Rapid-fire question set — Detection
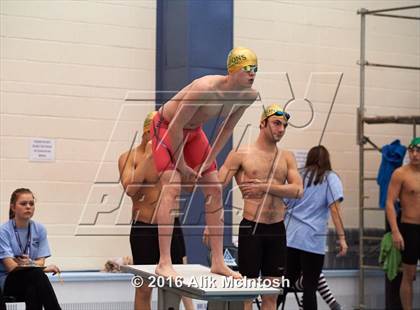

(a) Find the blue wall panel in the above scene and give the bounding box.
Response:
[156,0,233,265]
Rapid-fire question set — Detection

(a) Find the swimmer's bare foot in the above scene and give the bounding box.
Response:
[155,263,181,280]
[211,263,242,279]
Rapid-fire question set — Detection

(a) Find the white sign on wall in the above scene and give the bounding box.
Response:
[29,138,55,162]
[293,149,308,169]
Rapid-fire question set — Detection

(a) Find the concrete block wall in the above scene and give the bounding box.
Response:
[232,0,420,229]
[0,0,419,271]
[0,0,156,269]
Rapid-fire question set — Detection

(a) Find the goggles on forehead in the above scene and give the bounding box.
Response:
[408,145,420,152]
[242,65,258,73]
[272,110,290,120]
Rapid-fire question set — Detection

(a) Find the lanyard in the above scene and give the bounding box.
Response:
[12,220,31,257]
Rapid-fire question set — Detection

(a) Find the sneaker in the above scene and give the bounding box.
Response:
[330,301,342,310]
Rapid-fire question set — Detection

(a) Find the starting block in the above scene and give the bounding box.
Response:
[121,264,281,310]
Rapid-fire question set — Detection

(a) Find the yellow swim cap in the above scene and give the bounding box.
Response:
[143,111,157,134]
[227,47,258,74]
[260,104,290,122]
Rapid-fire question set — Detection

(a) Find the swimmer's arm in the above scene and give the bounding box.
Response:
[130,142,154,187]
[207,106,248,163]
[385,169,403,234]
[263,152,303,198]
[118,151,147,197]
[219,150,242,187]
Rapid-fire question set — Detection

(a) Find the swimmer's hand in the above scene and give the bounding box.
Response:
[178,162,199,180]
[195,160,214,178]
[239,179,267,198]
[391,230,404,251]
[181,174,195,193]
[202,226,210,248]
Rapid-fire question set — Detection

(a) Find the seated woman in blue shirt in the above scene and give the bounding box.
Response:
[284,146,348,310]
[0,188,61,310]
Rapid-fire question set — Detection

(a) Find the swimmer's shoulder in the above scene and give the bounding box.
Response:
[119,150,130,163]
[395,164,418,179]
[235,145,252,156]
[191,75,223,90]
[225,145,251,168]
[227,145,251,161]
[118,149,133,173]
[118,146,139,165]
[393,165,407,178]
[279,148,297,162]
[277,148,293,156]
[119,145,148,166]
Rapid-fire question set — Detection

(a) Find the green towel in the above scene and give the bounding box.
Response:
[379,232,401,281]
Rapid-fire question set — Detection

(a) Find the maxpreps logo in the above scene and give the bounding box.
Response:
[74,98,254,236]
[75,72,343,236]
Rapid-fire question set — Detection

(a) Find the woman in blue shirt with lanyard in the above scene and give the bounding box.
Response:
[0,188,61,310]
[284,146,348,310]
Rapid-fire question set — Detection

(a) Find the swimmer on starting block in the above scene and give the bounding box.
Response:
[151,47,259,279]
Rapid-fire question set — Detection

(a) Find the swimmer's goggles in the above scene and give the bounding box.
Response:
[408,137,420,152]
[242,65,258,74]
[271,110,291,120]
[408,145,420,153]
[261,104,291,123]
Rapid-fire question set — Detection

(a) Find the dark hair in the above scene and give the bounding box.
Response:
[9,188,34,219]
[302,145,332,187]
[259,119,268,129]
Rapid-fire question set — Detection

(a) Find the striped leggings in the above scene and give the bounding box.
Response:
[295,272,338,309]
